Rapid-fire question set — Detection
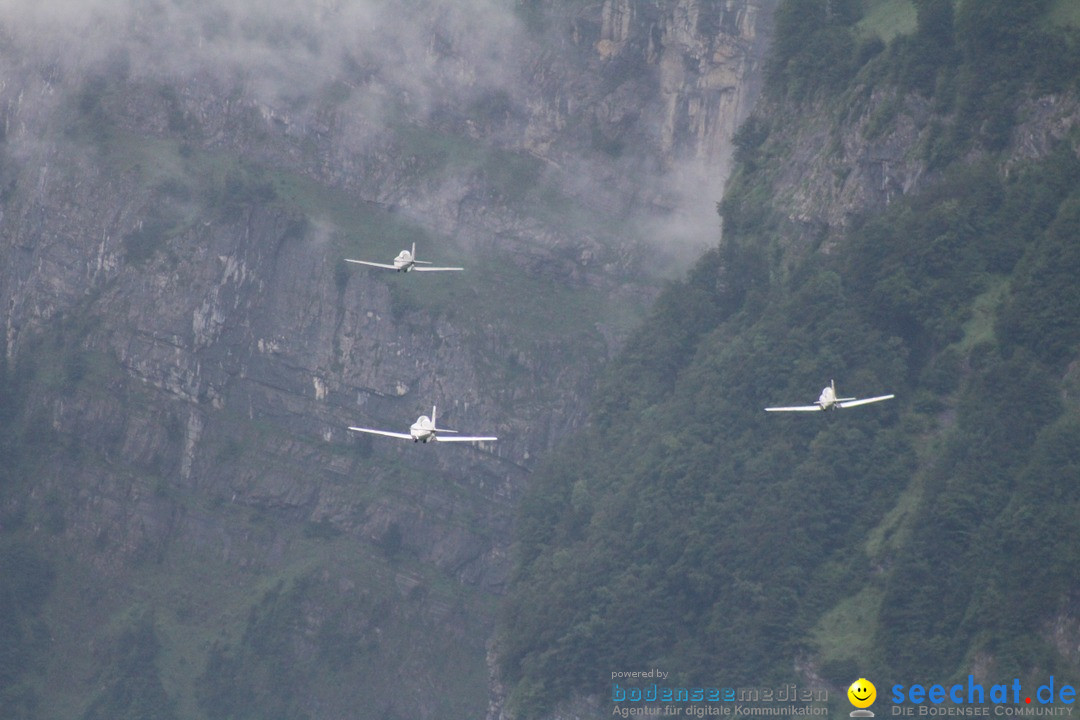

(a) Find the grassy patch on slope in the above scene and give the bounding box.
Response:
[857,0,917,41]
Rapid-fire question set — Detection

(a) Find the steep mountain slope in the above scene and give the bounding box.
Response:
[500,1,1080,717]
[0,1,776,718]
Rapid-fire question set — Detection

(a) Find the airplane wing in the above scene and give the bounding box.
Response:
[434,435,497,443]
[348,426,413,440]
[836,394,894,408]
[764,405,823,412]
[412,266,464,272]
[345,259,399,270]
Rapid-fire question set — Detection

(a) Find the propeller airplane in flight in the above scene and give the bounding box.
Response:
[765,380,894,412]
[345,243,463,273]
[349,406,497,444]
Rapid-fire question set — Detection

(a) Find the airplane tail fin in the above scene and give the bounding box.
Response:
[413,260,433,264]
[410,241,433,264]
[832,379,857,403]
[431,405,458,433]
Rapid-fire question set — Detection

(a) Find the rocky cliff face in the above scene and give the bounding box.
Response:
[745,86,1080,258]
[0,1,775,717]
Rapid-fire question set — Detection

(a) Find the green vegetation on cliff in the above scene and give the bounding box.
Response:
[500,1,1080,716]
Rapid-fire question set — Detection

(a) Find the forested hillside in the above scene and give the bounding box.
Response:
[499,1,1080,716]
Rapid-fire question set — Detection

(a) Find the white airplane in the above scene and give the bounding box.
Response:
[345,242,463,273]
[765,380,894,412]
[348,406,497,444]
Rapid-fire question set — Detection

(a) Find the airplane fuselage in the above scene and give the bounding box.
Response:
[410,415,436,442]
[816,381,857,410]
[393,251,416,272]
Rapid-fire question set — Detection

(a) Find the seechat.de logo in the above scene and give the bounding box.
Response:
[849,678,877,718]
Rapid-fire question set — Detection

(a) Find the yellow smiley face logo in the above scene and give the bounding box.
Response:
[848,678,876,709]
